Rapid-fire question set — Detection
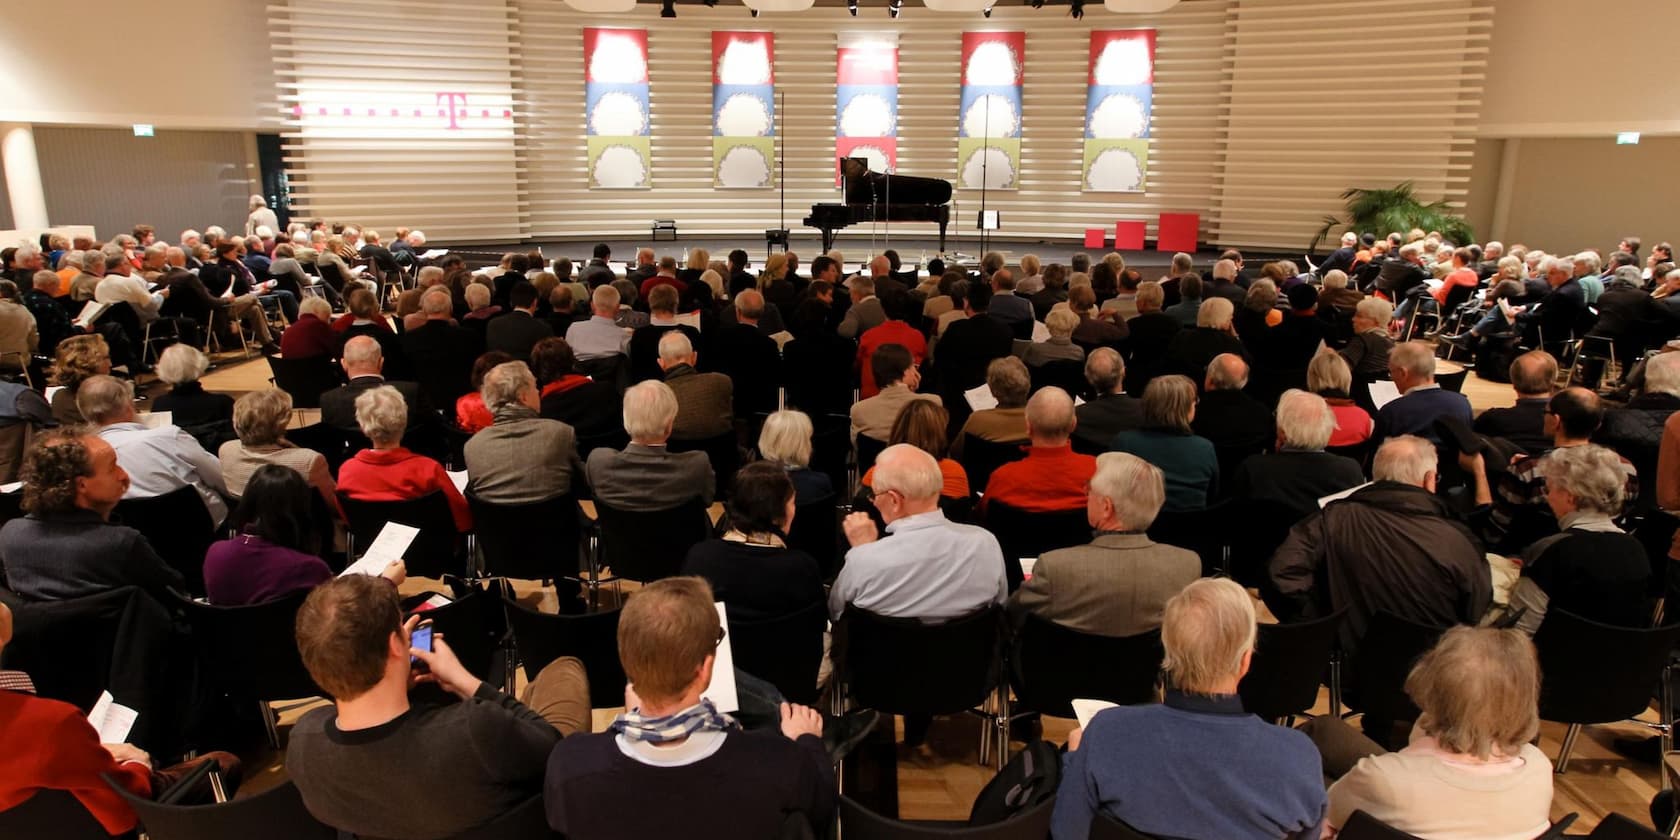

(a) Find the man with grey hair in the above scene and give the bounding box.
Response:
[1375,241,1429,299]
[400,287,484,407]
[987,267,1035,339]
[1372,340,1471,447]
[1009,451,1198,637]
[69,249,106,302]
[463,361,582,505]
[656,331,732,442]
[952,356,1032,458]
[1165,297,1245,382]
[80,374,230,525]
[1266,434,1490,668]
[625,247,657,286]
[584,380,714,512]
[1320,231,1360,276]
[1229,390,1365,514]
[1191,353,1274,469]
[1470,349,1556,455]
[1512,255,1587,355]
[321,335,430,436]
[95,250,165,322]
[1053,576,1326,840]
[981,386,1095,515]
[1580,264,1664,389]
[564,284,632,362]
[1074,347,1142,452]
[1598,353,1680,501]
[837,274,883,339]
[1203,258,1246,306]
[831,443,1007,622]
[710,288,782,416]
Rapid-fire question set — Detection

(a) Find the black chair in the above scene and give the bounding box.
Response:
[468,493,586,582]
[0,788,133,839]
[1586,813,1667,840]
[838,605,1008,767]
[109,778,335,840]
[980,502,1090,591]
[1009,615,1162,719]
[1534,609,1680,773]
[444,795,559,840]
[408,588,505,688]
[808,414,852,494]
[1089,812,1165,839]
[339,491,464,579]
[668,432,739,500]
[729,600,827,706]
[786,492,841,582]
[1337,810,1425,840]
[173,591,322,748]
[265,354,343,409]
[958,435,1028,493]
[1345,612,1450,746]
[1237,610,1345,724]
[837,794,1057,840]
[286,423,353,476]
[1145,500,1232,577]
[855,433,888,480]
[592,498,711,584]
[1029,359,1090,400]
[503,597,625,708]
[1225,497,1307,588]
[113,485,217,597]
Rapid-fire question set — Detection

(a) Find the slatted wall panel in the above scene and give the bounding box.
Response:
[32,127,251,240]
[270,0,524,241]
[1209,0,1493,249]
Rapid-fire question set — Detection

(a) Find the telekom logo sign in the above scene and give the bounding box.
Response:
[289,92,514,129]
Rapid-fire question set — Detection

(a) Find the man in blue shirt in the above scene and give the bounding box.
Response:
[1372,340,1472,447]
[1052,577,1326,839]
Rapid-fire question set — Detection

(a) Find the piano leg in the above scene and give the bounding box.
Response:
[938,220,948,253]
[822,227,837,254]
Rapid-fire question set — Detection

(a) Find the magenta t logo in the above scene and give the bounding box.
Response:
[435,92,469,129]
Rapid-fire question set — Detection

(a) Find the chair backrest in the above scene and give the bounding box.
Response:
[1224,497,1309,588]
[856,434,888,478]
[1347,611,1449,727]
[444,795,558,840]
[467,493,584,580]
[410,588,504,682]
[0,789,126,840]
[1587,812,1668,840]
[666,432,740,500]
[1338,810,1424,840]
[840,605,1002,716]
[729,600,827,706]
[1009,614,1161,718]
[980,502,1090,591]
[110,777,335,840]
[838,794,1056,840]
[1145,500,1232,577]
[174,590,321,703]
[1535,609,1680,726]
[338,491,462,579]
[265,354,343,410]
[284,423,353,476]
[809,415,852,494]
[592,498,711,584]
[113,485,216,596]
[1089,812,1165,840]
[1237,609,1346,722]
[1029,359,1090,401]
[959,435,1028,493]
[502,597,625,708]
[786,493,841,581]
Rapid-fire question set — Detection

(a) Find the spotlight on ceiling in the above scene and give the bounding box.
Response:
[660,0,675,16]
[889,0,902,16]
[1030,0,1044,8]
[848,0,858,13]
[1069,0,1084,17]
[750,7,759,14]
[982,4,992,14]
[702,0,716,6]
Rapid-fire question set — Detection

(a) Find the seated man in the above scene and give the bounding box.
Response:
[1164,297,1246,382]
[1229,389,1366,515]
[850,343,939,445]
[1265,435,1491,664]
[952,356,1032,458]
[563,284,631,362]
[1371,340,1472,446]
[401,287,485,407]
[287,575,590,839]
[464,361,583,504]
[486,281,553,362]
[628,284,703,384]
[79,374,229,525]
[0,602,239,834]
[658,331,733,443]
[544,577,835,839]
[321,336,431,437]
[711,289,783,416]
[830,443,1008,621]
[982,387,1096,512]
[1052,577,1326,840]
[1191,353,1275,466]
[1014,308,1085,367]
[0,431,182,601]
[1072,348,1142,452]
[1471,350,1557,455]
[1008,452,1198,637]
[585,380,714,512]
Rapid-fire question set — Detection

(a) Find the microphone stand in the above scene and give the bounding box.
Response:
[979,98,990,257]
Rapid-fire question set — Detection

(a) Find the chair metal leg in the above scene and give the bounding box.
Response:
[1663,664,1675,792]
[993,685,1010,771]
[1555,722,1582,774]
[260,699,280,749]
[1329,654,1344,718]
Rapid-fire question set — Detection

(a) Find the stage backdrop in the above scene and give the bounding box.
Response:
[957,31,1024,191]
[585,27,651,190]
[712,31,776,189]
[835,33,899,185]
[1083,29,1155,193]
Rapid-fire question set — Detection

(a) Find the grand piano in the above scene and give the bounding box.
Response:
[803,157,953,253]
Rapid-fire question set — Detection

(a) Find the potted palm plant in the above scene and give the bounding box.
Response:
[1311,182,1474,254]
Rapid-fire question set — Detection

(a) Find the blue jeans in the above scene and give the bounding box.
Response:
[1469,308,1509,336]
[260,290,299,322]
[734,668,787,732]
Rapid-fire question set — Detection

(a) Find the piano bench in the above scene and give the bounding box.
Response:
[651,219,678,241]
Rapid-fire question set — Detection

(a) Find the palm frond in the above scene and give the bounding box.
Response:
[1309,181,1474,253]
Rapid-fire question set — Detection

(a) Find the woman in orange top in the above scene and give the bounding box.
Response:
[859,399,969,499]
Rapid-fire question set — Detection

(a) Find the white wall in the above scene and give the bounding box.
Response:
[1495,137,1680,250]
[0,0,278,130]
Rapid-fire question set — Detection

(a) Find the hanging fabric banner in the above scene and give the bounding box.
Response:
[957,31,1024,191]
[835,33,899,186]
[584,27,651,189]
[1083,29,1156,193]
[712,31,776,189]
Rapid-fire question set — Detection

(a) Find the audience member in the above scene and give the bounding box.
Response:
[530,337,621,440]
[1230,390,1366,514]
[987,268,1035,339]
[1472,350,1557,454]
[1309,350,1374,448]
[859,400,970,500]
[982,387,1095,512]
[565,284,632,362]
[837,274,885,339]
[1165,297,1246,382]
[850,343,938,444]
[758,409,833,504]
[682,462,824,622]
[454,350,514,434]
[628,284,702,383]
[487,281,554,361]
[1073,348,1142,452]
[952,357,1032,456]
[585,381,714,511]
[80,374,228,524]
[1162,272,1204,326]
[320,336,430,437]
[337,385,470,532]
[1191,353,1276,468]
[464,361,583,504]
[1015,308,1085,367]
[219,388,338,511]
[402,287,485,406]
[281,296,339,360]
[1340,297,1396,381]
[657,331,733,442]
[49,334,110,425]
[711,289,783,414]
[1110,375,1218,512]
[1372,341,1472,446]
[935,284,1014,405]
[1069,284,1128,349]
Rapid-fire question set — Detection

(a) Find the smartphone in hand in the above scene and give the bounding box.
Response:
[410,622,434,673]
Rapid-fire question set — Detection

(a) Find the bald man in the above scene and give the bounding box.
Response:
[320,335,432,435]
[1190,353,1276,467]
[982,387,1097,513]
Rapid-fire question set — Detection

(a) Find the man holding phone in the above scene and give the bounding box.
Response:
[286,576,590,839]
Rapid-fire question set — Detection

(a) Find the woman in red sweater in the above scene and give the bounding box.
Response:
[337,384,472,532]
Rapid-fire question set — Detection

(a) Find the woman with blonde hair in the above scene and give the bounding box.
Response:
[757,409,831,504]
[1308,350,1373,447]
[218,388,341,514]
[757,252,789,291]
[49,334,111,425]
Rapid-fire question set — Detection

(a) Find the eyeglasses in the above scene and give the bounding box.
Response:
[715,627,727,648]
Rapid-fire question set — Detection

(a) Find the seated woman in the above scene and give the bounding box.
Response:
[1109,375,1218,512]
[1340,297,1397,381]
[1506,444,1654,634]
[860,399,969,500]
[48,334,110,425]
[952,357,1032,457]
[218,388,340,517]
[454,350,513,434]
[337,385,471,532]
[680,461,823,623]
[279,296,339,360]
[1310,349,1374,448]
[1015,308,1086,367]
[205,466,403,605]
[1306,627,1553,840]
[531,337,622,439]
[149,344,235,451]
[758,409,833,504]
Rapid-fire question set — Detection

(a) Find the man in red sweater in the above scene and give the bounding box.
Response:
[982,386,1097,512]
[856,294,927,399]
[0,602,237,832]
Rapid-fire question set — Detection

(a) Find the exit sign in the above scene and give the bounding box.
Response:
[132,124,154,137]
[1617,132,1641,145]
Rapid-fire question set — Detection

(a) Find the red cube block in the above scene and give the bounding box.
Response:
[1115,221,1146,250]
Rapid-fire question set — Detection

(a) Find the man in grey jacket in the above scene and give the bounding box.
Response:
[585,380,714,511]
[463,361,583,505]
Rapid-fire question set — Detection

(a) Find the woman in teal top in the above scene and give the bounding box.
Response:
[1109,374,1218,511]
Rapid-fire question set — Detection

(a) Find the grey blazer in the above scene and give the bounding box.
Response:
[585,442,715,511]
[1007,532,1200,638]
[462,405,582,504]
[837,297,886,338]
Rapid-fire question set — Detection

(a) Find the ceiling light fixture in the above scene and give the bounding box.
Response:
[889,0,902,17]
[660,0,676,16]
[848,0,858,14]
[982,4,992,14]
[750,7,759,14]
[1069,0,1084,17]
